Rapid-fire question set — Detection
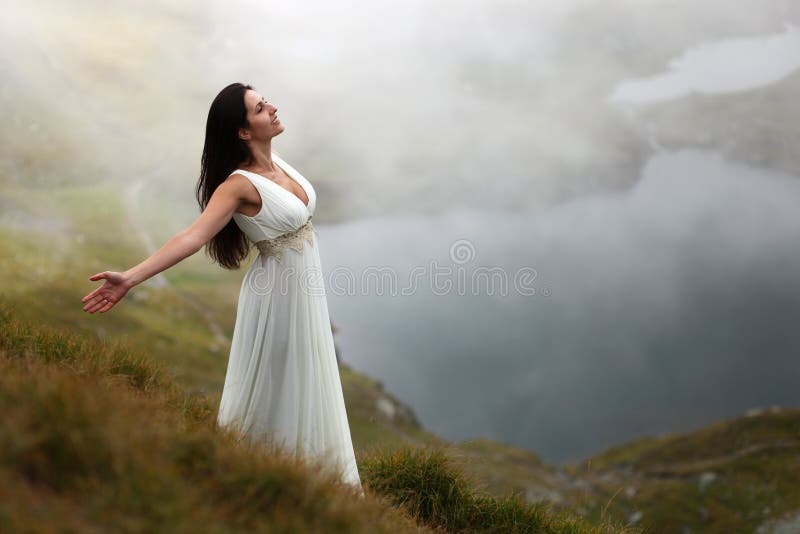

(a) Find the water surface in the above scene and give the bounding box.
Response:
[318,148,800,464]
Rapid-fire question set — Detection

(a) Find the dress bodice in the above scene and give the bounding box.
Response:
[230,153,317,242]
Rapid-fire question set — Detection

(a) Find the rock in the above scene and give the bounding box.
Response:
[698,471,717,492]
[376,396,396,420]
[756,509,800,534]
[524,486,564,504]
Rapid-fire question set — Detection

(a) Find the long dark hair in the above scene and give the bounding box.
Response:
[196,82,255,270]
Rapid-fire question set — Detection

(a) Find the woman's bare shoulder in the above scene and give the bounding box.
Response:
[221,173,261,208]
[222,172,255,192]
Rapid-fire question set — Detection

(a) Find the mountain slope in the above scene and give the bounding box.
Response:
[0,304,632,533]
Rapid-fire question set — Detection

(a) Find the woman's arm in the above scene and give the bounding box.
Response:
[81,177,248,314]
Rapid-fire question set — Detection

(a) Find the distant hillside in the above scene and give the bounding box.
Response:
[563,406,800,532]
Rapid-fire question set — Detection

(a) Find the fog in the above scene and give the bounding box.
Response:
[4,0,798,220]
[3,0,800,463]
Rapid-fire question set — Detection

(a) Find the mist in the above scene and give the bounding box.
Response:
[3,0,800,464]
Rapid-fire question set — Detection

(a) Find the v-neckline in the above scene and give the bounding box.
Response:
[243,157,310,210]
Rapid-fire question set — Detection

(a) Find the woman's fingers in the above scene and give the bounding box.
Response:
[82,287,102,303]
[84,295,113,314]
[82,282,109,304]
[82,273,108,304]
[82,291,112,312]
[83,296,105,313]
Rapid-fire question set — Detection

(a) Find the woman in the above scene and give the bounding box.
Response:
[80,82,364,496]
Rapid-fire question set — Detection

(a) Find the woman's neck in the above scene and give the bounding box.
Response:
[245,141,276,172]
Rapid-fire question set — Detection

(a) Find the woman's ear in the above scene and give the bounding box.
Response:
[238,127,250,141]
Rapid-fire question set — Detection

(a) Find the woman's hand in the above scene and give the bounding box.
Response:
[81,271,133,314]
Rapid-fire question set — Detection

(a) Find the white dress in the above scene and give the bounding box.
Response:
[216,153,363,495]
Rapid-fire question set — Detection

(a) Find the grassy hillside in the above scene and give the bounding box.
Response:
[2,178,798,532]
[0,303,632,533]
[0,183,236,393]
[561,408,800,532]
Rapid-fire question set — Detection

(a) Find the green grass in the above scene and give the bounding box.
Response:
[360,445,635,534]
[0,180,236,393]
[567,408,800,533]
[584,412,800,472]
[0,309,404,532]
[0,303,634,533]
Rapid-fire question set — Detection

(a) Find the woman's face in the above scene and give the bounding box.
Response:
[240,89,284,143]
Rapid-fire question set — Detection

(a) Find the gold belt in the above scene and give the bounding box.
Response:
[254,216,315,263]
